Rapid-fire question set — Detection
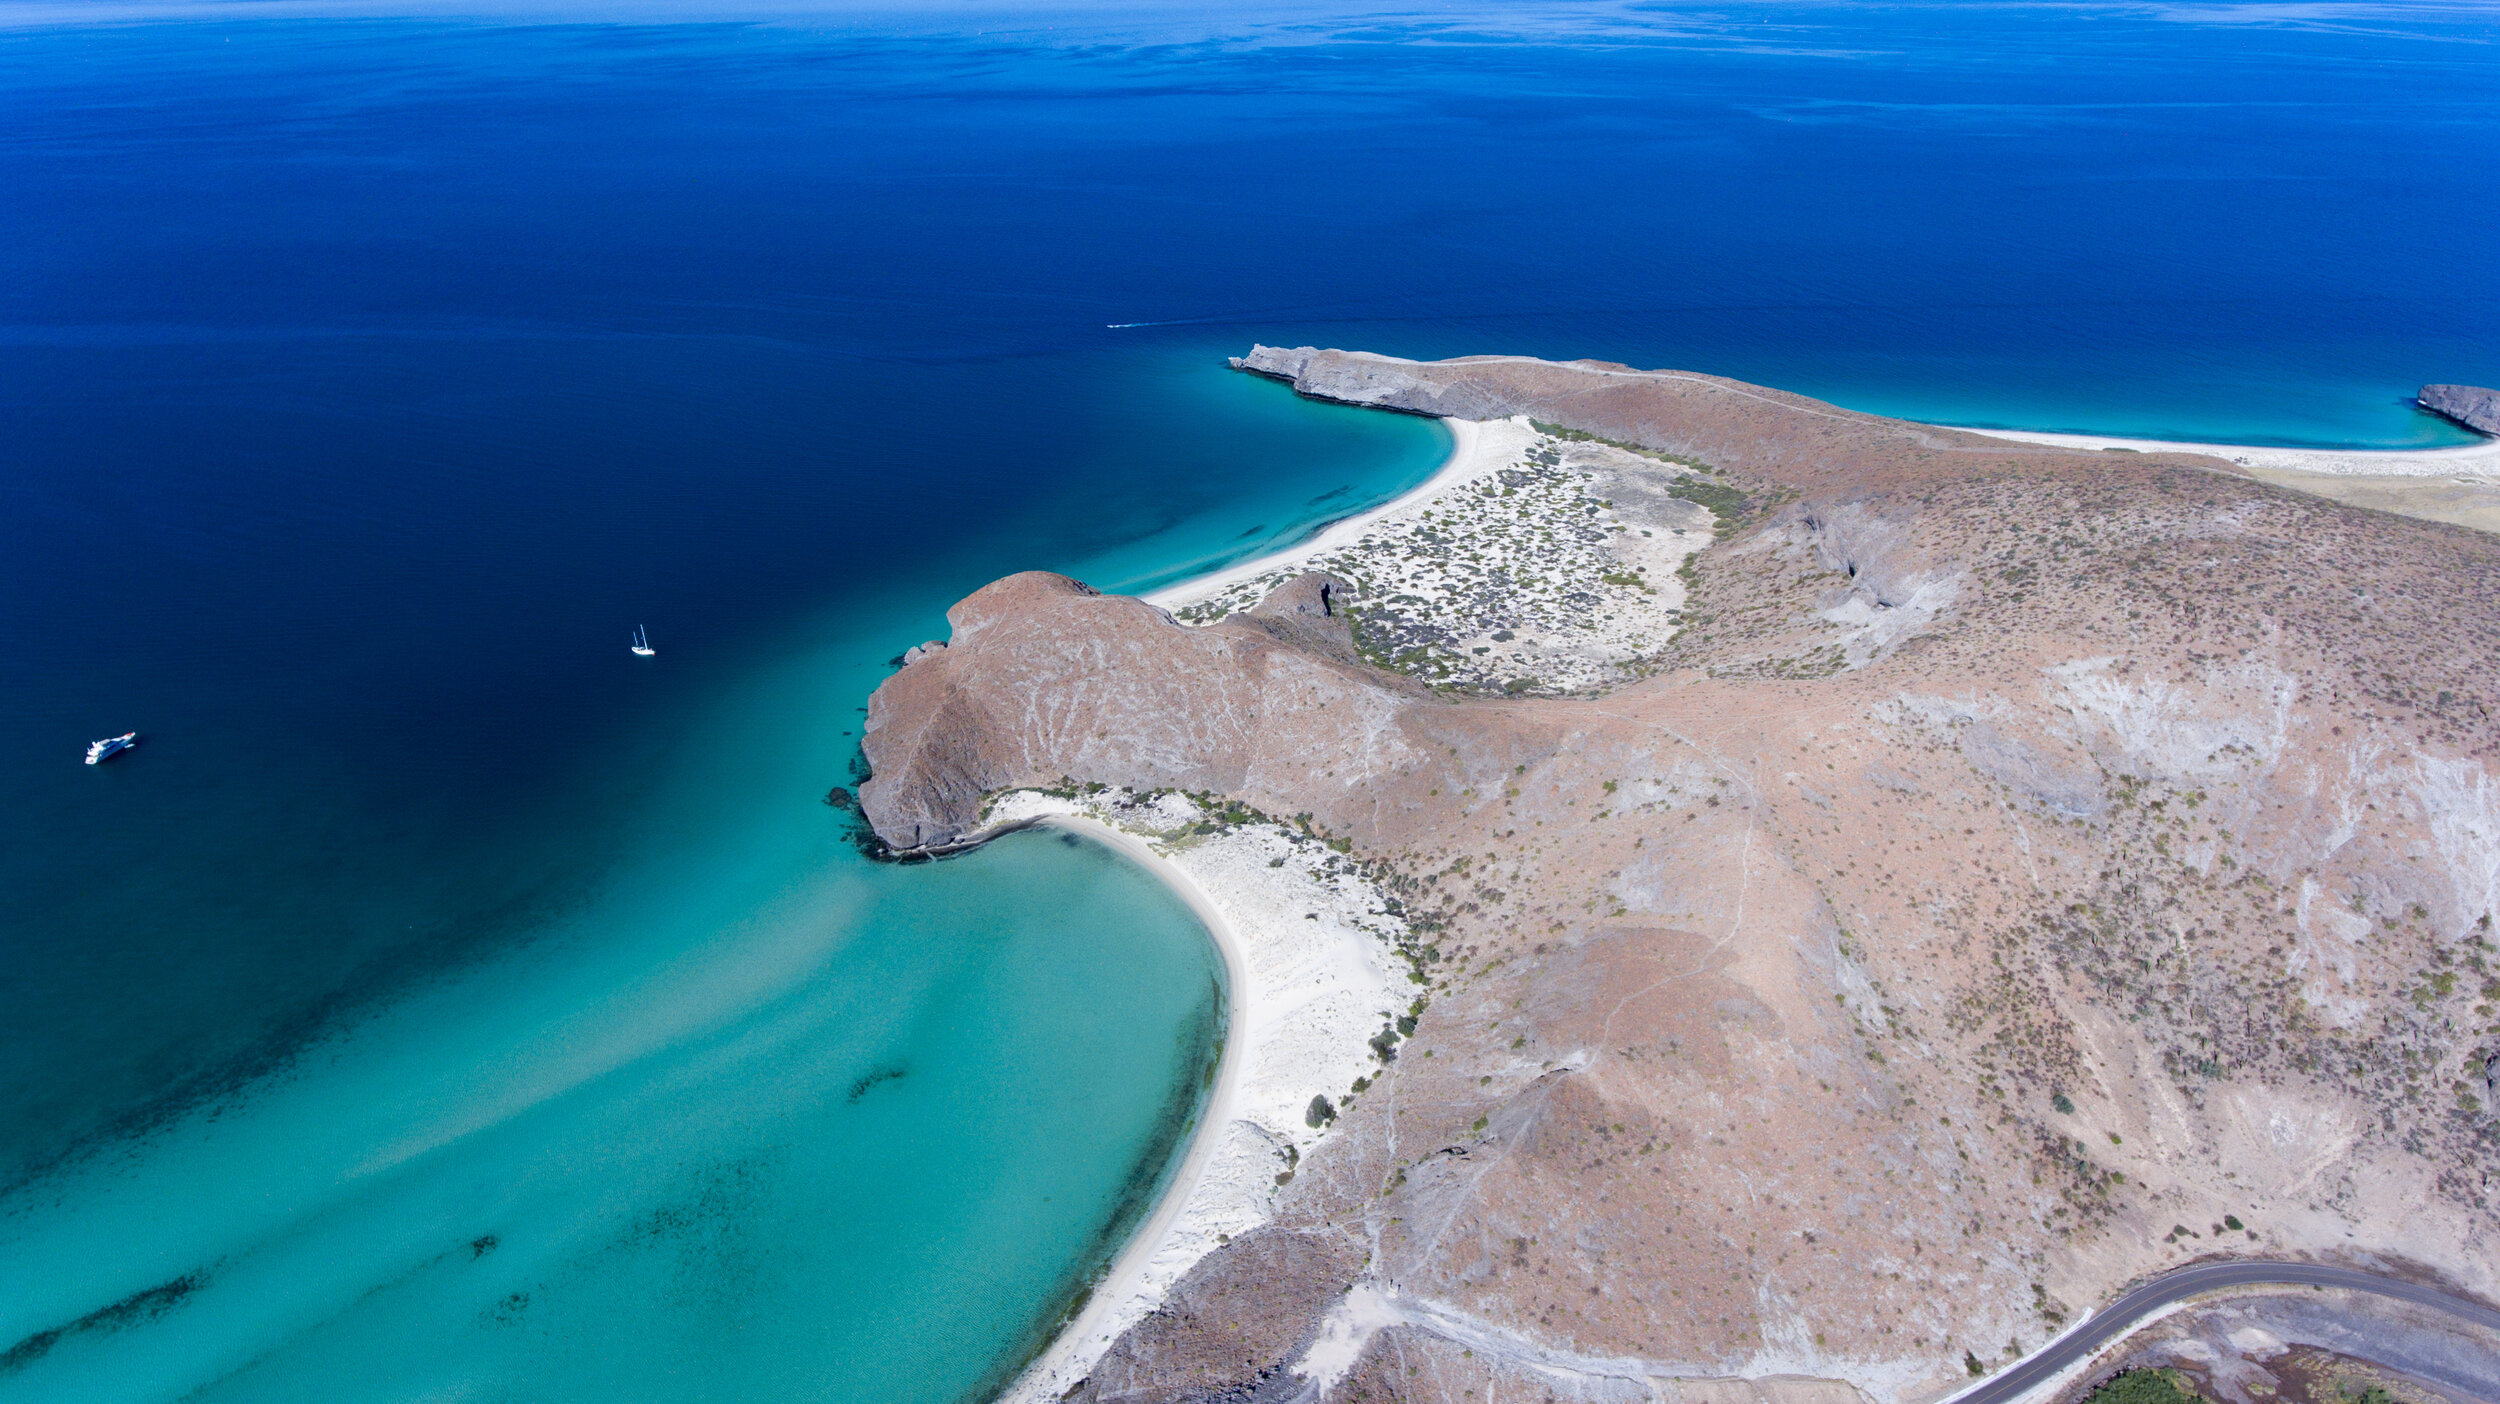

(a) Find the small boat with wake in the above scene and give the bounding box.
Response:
[631,624,656,658]
[86,733,137,765]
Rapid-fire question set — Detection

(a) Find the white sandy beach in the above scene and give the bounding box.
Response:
[1147,415,1543,613]
[1960,425,2500,479]
[988,792,1410,1404]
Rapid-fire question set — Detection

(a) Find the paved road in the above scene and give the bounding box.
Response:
[1942,1261,2500,1404]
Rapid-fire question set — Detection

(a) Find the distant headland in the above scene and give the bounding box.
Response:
[2422,382,2500,436]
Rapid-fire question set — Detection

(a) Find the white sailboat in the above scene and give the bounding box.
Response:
[630,625,656,657]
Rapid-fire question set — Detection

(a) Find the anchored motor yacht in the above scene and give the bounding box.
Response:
[86,733,136,765]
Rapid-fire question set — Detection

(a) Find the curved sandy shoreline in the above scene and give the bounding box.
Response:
[1148,415,1540,613]
[990,798,1405,1404]
[1007,815,1254,1404]
[981,422,1535,1402]
[1955,424,2500,479]
[981,425,1537,1402]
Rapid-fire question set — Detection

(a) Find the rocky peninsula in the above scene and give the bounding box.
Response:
[2421,384,2500,437]
[859,351,2500,1404]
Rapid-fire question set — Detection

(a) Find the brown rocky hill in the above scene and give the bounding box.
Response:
[860,351,2500,1403]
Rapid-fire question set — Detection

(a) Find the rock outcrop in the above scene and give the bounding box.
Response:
[1064,1227,1369,1404]
[857,571,1429,850]
[869,351,2500,1404]
[2420,383,2500,436]
[1235,569,1363,665]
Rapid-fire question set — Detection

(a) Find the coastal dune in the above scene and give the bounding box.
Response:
[862,351,2500,1404]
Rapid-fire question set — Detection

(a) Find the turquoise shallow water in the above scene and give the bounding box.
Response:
[0,339,1450,1402]
[3,4,2495,1399]
[0,826,1225,1403]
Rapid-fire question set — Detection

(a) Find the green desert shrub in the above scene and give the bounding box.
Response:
[1669,480,1750,537]
[2082,1370,2203,1404]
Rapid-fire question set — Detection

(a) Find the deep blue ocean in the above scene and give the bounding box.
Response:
[2,3,2495,1400]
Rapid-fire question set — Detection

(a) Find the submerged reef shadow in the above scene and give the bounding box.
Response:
[1,1271,207,1376]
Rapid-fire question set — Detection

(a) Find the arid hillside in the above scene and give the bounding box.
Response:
[859,351,2500,1404]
